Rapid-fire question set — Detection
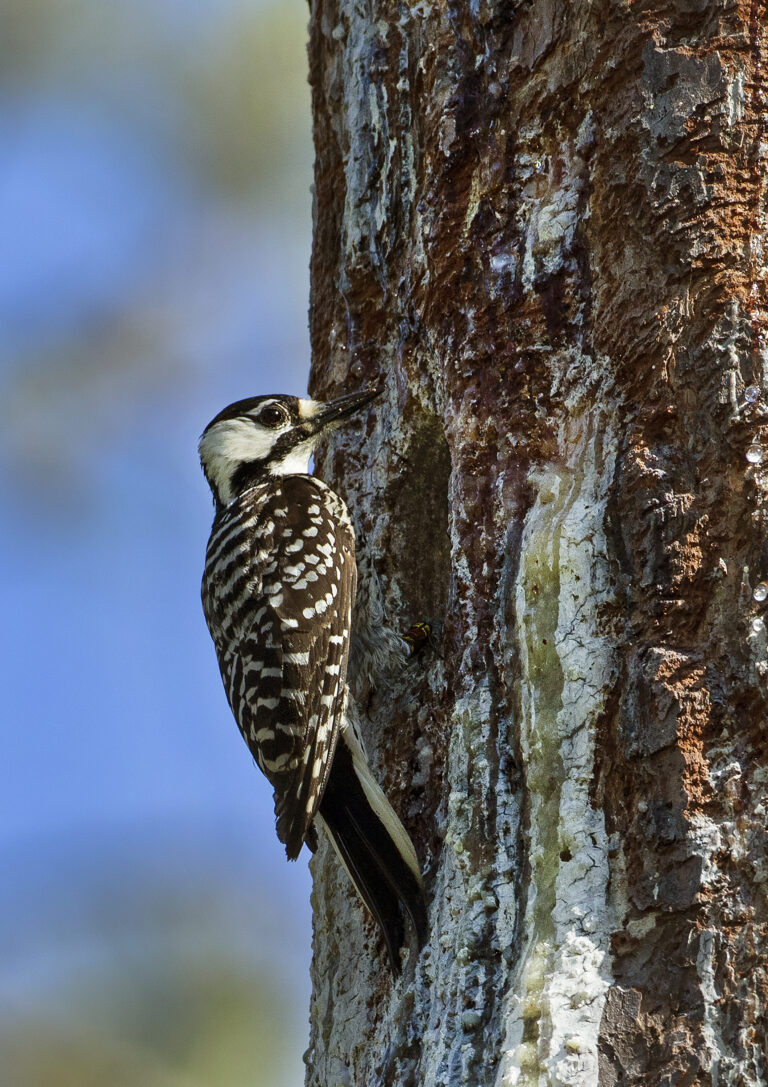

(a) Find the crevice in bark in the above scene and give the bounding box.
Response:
[382,405,452,624]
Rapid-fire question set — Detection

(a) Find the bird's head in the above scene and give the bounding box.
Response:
[199,386,381,508]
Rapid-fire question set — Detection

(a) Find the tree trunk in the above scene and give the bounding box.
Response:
[304,1,768,1084]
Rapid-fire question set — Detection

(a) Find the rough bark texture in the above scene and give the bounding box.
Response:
[305,1,768,1084]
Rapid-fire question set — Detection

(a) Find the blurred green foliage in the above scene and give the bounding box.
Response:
[0,839,308,1087]
[3,956,291,1087]
[1,1,314,1084]
[0,0,311,201]
[187,6,312,200]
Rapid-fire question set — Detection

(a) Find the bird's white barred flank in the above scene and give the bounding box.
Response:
[199,389,427,974]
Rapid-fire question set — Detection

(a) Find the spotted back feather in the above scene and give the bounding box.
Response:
[201,474,356,858]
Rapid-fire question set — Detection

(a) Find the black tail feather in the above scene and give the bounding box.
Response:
[319,796,407,973]
[318,735,427,975]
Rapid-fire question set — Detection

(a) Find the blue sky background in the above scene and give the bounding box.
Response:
[1,2,315,1083]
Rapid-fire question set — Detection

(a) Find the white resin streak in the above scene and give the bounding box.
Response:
[496,356,619,1087]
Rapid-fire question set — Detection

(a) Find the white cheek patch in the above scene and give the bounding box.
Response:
[200,418,278,467]
[199,419,278,503]
[199,417,320,503]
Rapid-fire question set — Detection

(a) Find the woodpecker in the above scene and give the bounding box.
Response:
[199,387,427,973]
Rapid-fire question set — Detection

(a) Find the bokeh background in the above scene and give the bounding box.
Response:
[1,2,315,1084]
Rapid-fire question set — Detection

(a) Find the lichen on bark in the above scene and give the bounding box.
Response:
[305,0,768,1083]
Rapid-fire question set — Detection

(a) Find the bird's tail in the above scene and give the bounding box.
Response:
[317,724,427,976]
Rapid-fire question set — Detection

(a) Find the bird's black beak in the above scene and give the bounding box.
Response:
[310,385,383,434]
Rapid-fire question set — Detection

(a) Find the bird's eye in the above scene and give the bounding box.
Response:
[257,405,288,428]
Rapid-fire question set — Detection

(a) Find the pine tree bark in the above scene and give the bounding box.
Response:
[305,1,768,1084]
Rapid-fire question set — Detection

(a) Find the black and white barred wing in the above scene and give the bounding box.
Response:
[262,476,356,858]
[204,476,356,860]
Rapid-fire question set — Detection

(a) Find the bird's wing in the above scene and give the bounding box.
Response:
[235,476,357,859]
